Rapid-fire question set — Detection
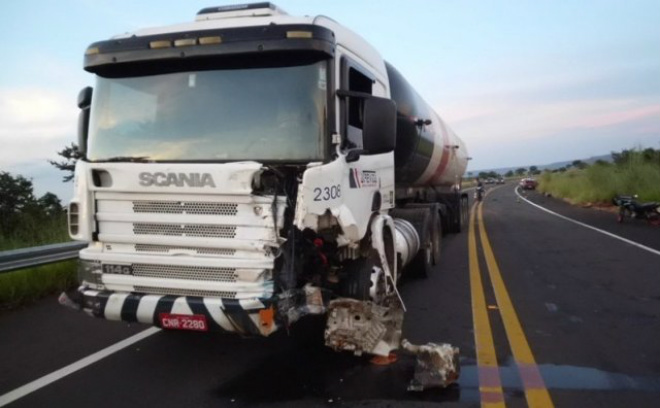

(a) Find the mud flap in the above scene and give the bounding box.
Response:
[401,339,460,391]
[324,294,403,357]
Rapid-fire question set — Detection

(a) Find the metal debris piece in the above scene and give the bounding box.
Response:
[401,339,460,391]
[324,294,403,357]
[58,290,82,311]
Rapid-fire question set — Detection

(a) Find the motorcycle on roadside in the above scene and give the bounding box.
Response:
[474,185,485,202]
[612,195,660,226]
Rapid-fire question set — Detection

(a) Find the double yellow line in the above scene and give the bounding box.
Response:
[468,200,554,408]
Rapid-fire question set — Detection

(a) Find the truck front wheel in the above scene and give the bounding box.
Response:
[404,208,433,278]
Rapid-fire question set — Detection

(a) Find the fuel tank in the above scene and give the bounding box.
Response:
[386,63,468,189]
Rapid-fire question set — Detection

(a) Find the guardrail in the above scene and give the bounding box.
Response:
[0,242,86,274]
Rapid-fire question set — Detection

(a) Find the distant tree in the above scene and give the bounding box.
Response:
[478,172,488,179]
[504,170,514,178]
[641,147,660,165]
[529,165,541,175]
[37,192,63,216]
[594,159,609,167]
[515,167,527,176]
[572,160,587,169]
[611,149,633,166]
[50,142,82,182]
[558,167,567,173]
[0,172,37,233]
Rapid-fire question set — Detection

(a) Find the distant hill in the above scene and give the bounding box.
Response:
[472,153,612,176]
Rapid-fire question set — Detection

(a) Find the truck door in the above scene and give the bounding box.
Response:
[339,57,374,150]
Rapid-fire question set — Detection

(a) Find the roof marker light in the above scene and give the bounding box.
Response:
[198,36,222,45]
[85,47,100,55]
[174,38,197,47]
[149,40,172,49]
[286,31,313,39]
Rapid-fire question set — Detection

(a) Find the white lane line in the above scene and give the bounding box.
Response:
[0,327,160,407]
[515,187,660,257]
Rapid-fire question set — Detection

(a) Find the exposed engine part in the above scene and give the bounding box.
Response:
[324,295,403,357]
[392,217,420,268]
[401,339,460,391]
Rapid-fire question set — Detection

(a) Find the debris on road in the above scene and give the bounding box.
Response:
[401,339,460,391]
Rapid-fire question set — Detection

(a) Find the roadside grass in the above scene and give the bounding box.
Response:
[539,161,660,204]
[0,260,77,310]
[0,215,70,251]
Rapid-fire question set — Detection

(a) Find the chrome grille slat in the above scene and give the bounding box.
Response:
[134,244,236,256]
[133,223,237,238]
[131,263,237,282]
[132,201,238,215]
[133,286,237,298]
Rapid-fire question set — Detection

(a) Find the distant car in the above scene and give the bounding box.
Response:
[497,178,505,184]
[486,178,495,184]
[519,178,538,190]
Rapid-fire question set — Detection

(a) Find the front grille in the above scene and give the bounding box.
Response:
[132,201,238,216]
[133,223,237,238]
[134,286,237,299]
[134,244,236,256]
[132,263,237,282]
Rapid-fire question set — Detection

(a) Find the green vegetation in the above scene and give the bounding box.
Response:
[1,171,74,309]
[0,261,76,310]
[0,171,70,250]
[538,148,660,204]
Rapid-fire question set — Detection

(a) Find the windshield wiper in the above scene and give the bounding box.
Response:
[95,156,152,163]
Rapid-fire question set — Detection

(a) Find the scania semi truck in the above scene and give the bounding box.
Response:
[62,3,469,358]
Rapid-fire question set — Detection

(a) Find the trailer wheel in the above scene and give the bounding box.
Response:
[430,208,442,266]
[460,194,469,231]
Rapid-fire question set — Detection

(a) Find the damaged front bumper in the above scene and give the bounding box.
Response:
[60,287,280,336]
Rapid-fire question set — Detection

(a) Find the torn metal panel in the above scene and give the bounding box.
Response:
[370,214,406,311]
[324,295,403,357]
[401,339,460,391]
[277,284,326,326]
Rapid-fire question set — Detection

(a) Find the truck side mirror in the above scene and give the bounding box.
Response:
[77,87,93,157]
[362,96,396,154]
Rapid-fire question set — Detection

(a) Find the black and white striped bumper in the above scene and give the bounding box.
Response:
[60,287,278,336]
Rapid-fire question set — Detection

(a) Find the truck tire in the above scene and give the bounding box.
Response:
[392,207,433,278]
[409,209,433,278]
[445,194,468,234]
[431,212,442,266]
[400,203,442,267]
[340,257,374,300]
[453,194,469,233]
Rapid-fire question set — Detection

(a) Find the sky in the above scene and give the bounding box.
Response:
[1,0,659,200]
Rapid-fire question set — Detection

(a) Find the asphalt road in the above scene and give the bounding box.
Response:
[1,184,659,407]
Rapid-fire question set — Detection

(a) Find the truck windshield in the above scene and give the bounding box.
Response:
[88,60,328,162]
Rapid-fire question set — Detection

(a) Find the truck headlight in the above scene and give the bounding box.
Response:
[78,258,103,288]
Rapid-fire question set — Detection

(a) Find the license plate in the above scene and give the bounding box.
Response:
[159,313,208,332]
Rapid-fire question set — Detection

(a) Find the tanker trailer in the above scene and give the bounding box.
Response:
[61,2,467,364]
[386,62,469,278]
